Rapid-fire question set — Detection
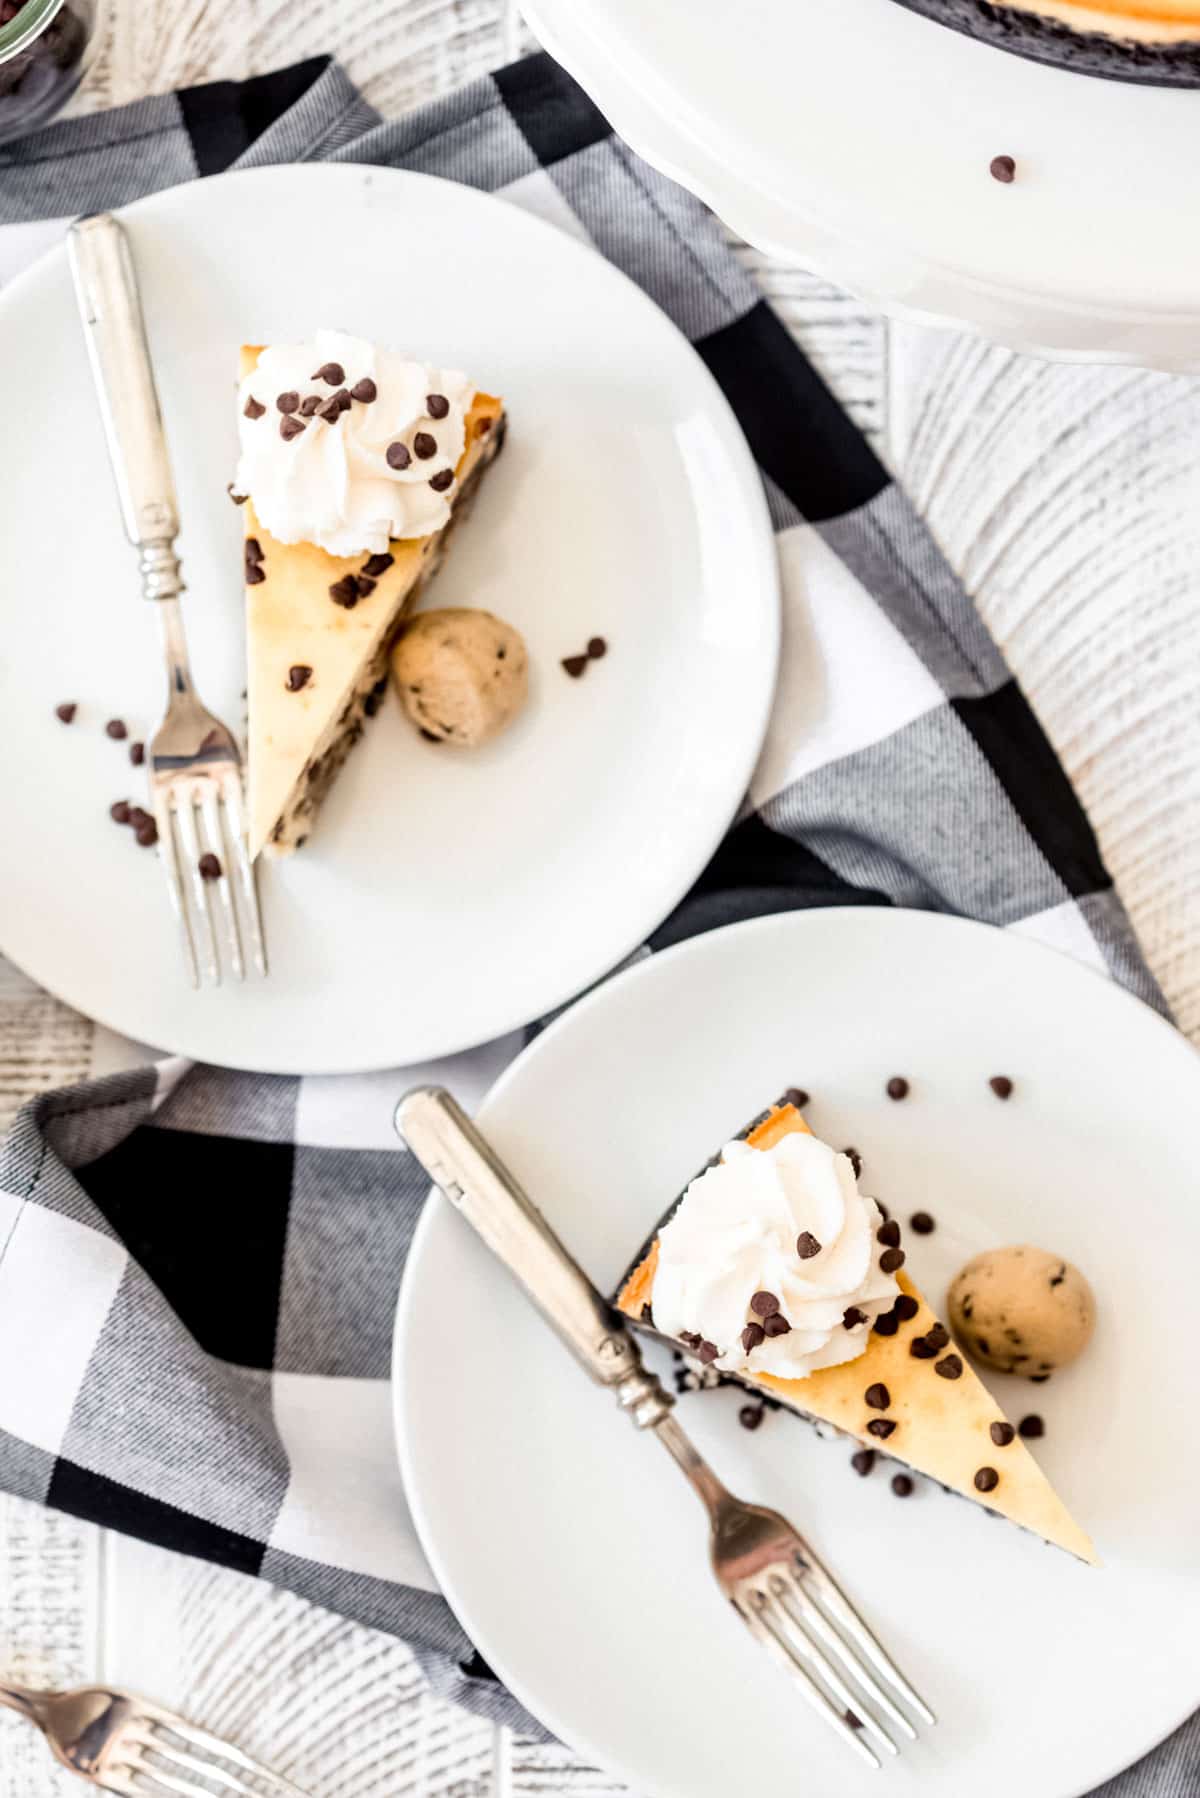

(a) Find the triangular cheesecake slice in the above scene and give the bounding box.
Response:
[616,1100,1095,1563]
[238,345,506,857]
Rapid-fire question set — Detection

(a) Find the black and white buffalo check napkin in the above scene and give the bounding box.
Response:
[0,51,1191,1788]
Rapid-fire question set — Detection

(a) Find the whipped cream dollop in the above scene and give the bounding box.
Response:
[652,1132,901,1380]
[235,330,475,556]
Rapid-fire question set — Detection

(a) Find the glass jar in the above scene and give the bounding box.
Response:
[0,0,99,148]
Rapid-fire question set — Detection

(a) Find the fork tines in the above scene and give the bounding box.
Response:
[115,1708,308,1797]
[153,769,266,988]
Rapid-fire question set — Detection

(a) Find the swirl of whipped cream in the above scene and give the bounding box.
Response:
[236,329,474,556]
[652,1131,900,1380]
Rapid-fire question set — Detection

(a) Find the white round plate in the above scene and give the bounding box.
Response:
[396,908,1200,1798]
[0,163,777,1073]
[525,0,1200,370]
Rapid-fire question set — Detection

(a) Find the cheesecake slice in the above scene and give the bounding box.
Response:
[237,340,506,858]
[616,1099,1095,1562]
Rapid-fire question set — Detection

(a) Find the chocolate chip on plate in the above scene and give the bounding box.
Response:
[135,819,158,847]
[934,1354,963,1380]
[1019,1414,1045,1439]
[243,396,266,419]
[312,361,345,385]
[990,1421,1016,1447]
[989,1075,1014,1100]
[276,390,301,414]
[351,378,377,403]
[850,1449,876,1477]
[750,1291,780,1318]
[587,636,607,659]
[429,469,454,492]
[110,800,131,824]
[741,1323,765,1352]
[866,1418,896,1439]
[561,655,588,679]
[105,719,127,740]
[363,553,394,578]
[128,807,151,829]
[989,154,1017,184]
[879,1247,905,1275]
[865,1382,890,1410]
[894,1294,919,1322]
[129,741,144,766]
[426,393,450,419]
[286,665,313,692]
[974,1466,1000,1493]
[413,431,437,460]
[877,1219,901,1248]
[891,1474,914,1498]
[762,1313,791,1338]
[280,415,306,441]
[55,702,77,723]
[739,1405,764,1432]
[784,1087,809,1109]
[910,1211,935,1235]
[842,1306,866,1330]
[886,1076,909,1100]
[386,441,412,470]
[796,1231,821,1260]
[198,852,222,881]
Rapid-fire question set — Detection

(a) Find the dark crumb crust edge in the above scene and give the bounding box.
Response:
[888,0,1200,86]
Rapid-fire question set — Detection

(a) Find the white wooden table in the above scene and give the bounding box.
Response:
[2,3,1198,1793]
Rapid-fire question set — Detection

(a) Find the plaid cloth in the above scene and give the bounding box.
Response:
[0,52,1190,1789]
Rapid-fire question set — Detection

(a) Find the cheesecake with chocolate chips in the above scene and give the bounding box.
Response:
[235,331,506,858]
[615,1099,1095,1561]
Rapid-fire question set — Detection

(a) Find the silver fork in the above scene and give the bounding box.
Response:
[67,211,266,988]
[0,1681,310,1796]
[397,1087,936,1771]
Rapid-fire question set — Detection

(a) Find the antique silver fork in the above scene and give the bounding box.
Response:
[67,211,266,988]
[397,1087,937,1770]
[0,1681,310,1795]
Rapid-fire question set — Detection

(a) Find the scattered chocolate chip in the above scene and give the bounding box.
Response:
[129,741,144,766]
[363,552,394,578]
[989,1075,1014,1100]
[877,1219,901,1249]
[426,392,450,419]
[105,719,127,740]
[386,441,412,470]
[784,1087,809,1109]
[227,484,248,504]
[298,394,323,417]
[910,1336,938,1360]
[286,665,313,692]
[312,361,345,385]
[879,1247,905,1275]
[243,396,265,419]
[989,154,1016,184]
[934,1354,963,1380]
[697,1341,719,1364]
[842,1307,866,1330]
[198,852,222,881]
[276,391,301,414]
[796,1231,821,1260]
[843,1147,862,1177]
[280,415,306,441]
[110,801,131,824]
[925,1323,950,1351]
[128,807,151,829]
[329,576,361,608]
[866,1418,896,1439]
[135,820,158,847]
[1018,1414,1044,1439]
[974,1466,999,1493]
[886,1076,909,1100]
[873,1310,900,1337]
[750,1291,780,1318]
[738,1405,764,1432]
[245,562,266,585]
[891,1474,914,1498]
[587,636,607,659]
[561,654,588,678]
[741,1322,765,1353]
[894,1294,919,1322]
[910,1211,935,1235]
[351,378,377,403]
[851,1449,876,1477]
[413,431,437,460]
[990,1422,1016,1447]
[762,1314,791,1338]
[865,1382,890,1411]
[429,469,454,493]
[55,702,77,723]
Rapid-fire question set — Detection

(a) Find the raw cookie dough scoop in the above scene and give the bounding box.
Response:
[390,607,528,747]
[948,1246,1095,1378]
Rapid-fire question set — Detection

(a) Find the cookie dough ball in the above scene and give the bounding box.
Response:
[390,609,528,747]
[948,1246,1095,1378]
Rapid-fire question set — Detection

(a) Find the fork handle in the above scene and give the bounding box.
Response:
[67,212,184,602]
[396,1087,672,1429]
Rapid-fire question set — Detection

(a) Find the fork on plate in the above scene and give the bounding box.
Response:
[0,1681,309,1796]
[397,1086,937,1770]
[67,211,266,988]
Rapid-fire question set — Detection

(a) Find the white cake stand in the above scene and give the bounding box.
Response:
[525,0,1200,369]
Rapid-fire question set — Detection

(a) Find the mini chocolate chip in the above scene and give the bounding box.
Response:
[844,1711,864,1730]
[989,154,1016,184]
[796,1231,821,1260]
[739,1405,764,1431]
[1050,1264,1067,1287]
[286,665,313,692]
[910,1211,935,1235]
[312,361,345,385]
[246,563,266,585]
[975,1336,991,1357]
[276,391,300,414]
[925,1323,950,1351]
[426,393,450,419]
[851,1449,876,1477]
[877,1219,901,1248]
[697,1341,719,1364]
[974,1466,999,1492]
[413,431,437,460]
[910,1336,938,1360]
[1018,1414,1044,1439]
[128,807,151,829]
[587,636,607,659]
[329,576,360,608]
[886,1076,909,1100]
[280,415,306,441]
[678,1331,700,1349]
[1031,1373,1051,1384]
[386,441,412,470]
[866,1418,896,1439]
[741,1323,765,1352]
[877,1202,890,1222]
[317,397,343,424]
[891,1474,914,1497]
[105,719,127,740]
[865,1382,890,1410]
[135,820,158,847]
[784,1087,809,1108]
[894,1294,919,1322]
[129,741,144,766]
[363,553,394,578]
[334,388,353,413]
[243,396,266,419]
[842,1306,866,1330]
[55,702,77,723]
[198,852,222,881]
[879,1247,905,1274]
[562,655,588,678]
[934,1354,963,1380]
[989,1075,1014,1099]
[750,1291,780,1318]
[873,1310,900,1337]
[429,469,454,492]
[762,1314,791,1338]
[355,576,377,598]
[227,484,248,504]
[299,394,323,417]
[351,378,377,403]
[990,1421,1016,1447]
[245,536,264,565]
[110,800,131,824]
[843,1147,862,1177]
